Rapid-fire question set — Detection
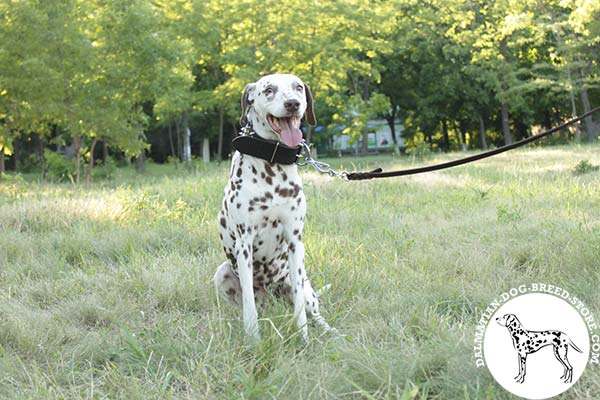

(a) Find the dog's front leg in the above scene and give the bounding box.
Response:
[235,239,259,339]
[287,239,308,342]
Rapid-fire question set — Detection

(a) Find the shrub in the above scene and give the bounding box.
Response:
[573,160,599,175]
[406,141,433,159]
[45,150,77,182]
[18,153,42,173]
[92,157,118,180]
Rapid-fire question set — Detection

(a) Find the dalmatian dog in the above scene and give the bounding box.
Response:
[214,74,334,341]
[496,313,583,383]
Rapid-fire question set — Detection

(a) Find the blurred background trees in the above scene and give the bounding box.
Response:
[1,0,598,181]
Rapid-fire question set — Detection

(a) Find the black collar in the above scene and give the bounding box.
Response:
[232,128,301,165]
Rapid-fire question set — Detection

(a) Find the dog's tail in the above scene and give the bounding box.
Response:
[569,338,583,353]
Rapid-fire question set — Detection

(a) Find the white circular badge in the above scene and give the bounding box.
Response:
[483,293,590,399]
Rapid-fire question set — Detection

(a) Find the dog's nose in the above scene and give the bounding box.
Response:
[284,100,300,112]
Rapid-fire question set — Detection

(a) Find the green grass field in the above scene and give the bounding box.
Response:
[0,144,599,399]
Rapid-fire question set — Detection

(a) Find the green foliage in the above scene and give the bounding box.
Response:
[405,142,434,160]
[17,153,43,174]
[573,159,599,175]
[44,150,77,182]
[92,157,118,180]
[496,203,523,223]
[1,0,599,180]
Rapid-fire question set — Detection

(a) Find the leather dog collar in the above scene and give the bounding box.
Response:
[232,133,301,165]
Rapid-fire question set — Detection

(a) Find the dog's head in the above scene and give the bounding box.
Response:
[496,313,520,328]
[240,74,316,147]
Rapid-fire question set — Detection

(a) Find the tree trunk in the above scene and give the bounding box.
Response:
[478,114,488,150]
[85,137,99,183]
[387,117,397,145]
[135,149,145,173]
[361,131,369,155]
[501,103,512,145]
[217,107,224,161]
[385,111,399,153]
[73,134,81,183]
[454,121,467,152]
[202,138,210,163]
[37,134,47,181]
[182,111,192,163]
[567,64,581,142]
[175,119,181,160]
[580,86,595,142]
[442,119,450,151]
[499,38,513,146]
[0,146,5,180]
[12,138,19,172]
[102,140,108,163]
[168,122,177,168]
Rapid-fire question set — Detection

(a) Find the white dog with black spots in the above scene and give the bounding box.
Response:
[214,73,334,341]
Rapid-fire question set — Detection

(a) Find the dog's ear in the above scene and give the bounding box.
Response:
[240,83,256,126]
[304,83,317,127]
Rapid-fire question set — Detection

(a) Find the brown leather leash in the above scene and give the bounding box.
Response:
[341,106,600,180]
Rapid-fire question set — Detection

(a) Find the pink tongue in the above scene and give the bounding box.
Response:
[279,118,302,147]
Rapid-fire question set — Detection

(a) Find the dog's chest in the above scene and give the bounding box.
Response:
[219,153,305,284]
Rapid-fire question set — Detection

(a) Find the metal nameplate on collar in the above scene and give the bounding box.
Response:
[232,135,301,165]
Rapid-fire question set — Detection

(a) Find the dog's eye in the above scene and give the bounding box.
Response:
[296,85,304,91]
[264,88,274,96]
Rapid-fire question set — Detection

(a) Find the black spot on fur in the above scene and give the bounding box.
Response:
[264,163,276,177]
[220,217,227,228]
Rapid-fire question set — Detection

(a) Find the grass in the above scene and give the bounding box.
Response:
[0,144,599,399]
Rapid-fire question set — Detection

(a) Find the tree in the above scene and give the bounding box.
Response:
[0,0,65,177]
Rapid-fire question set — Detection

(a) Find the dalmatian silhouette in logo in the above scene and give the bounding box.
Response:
[496,314,583,384]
